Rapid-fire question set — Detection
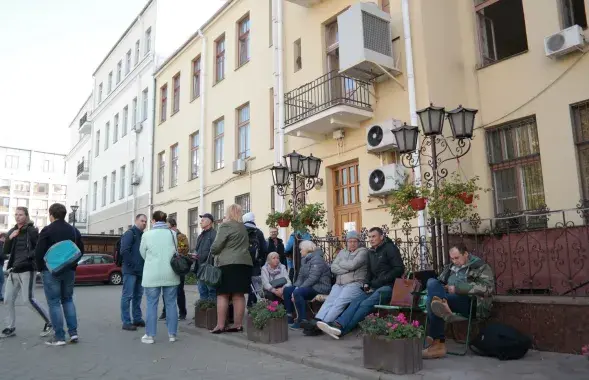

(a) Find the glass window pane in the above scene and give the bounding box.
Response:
[522,162,545,210]
[335,190,340,205]
[342,168,348,185]
[493,167,519,213]
[351,186,356,203]
[350,165,356,184]
[343,188,349,205]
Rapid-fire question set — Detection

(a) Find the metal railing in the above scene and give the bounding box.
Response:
[77,161,88,176]
[284,71,372,126]
[79,113,88,128]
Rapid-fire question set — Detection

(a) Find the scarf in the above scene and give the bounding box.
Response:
[265,263,282,279]
[152,221,168,229]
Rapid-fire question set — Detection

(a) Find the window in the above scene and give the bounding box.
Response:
[132,97,138,127]
[213,118,225,170]
[294,39,302,72]
[381,0,390,13]
[118,227,124,235]
[172,73,180,113]
[145,28,152,55]
[5,155,18,169]
[237,103,251,159]
[190,132,200,179]
[560,0,588,29]
[135,40,140,65]
[212,200,224,229]
[113,113,119,143]
[142,88,148,121]
[105,122,110,150]
[572,100,589,201]
[108,71,113,93]
[269,88,275,149]
[120,165,126,199]
[95,130,101,157]
[192,56,201,99]
[160,84,168,122]
[33,182,48,195]
[188,207,199,250]
[486,116,545,215]
[93,182,97,210]
[126,50,132,74]
[101,176,107,206]
[116,61,122,84]
[157,151,165,193]
[235,193,251,214]
[168,213,177,222]
[129,160,135,195]
[475,0,528,66]
[98,83,103,103]
[269,0,273,46]
[215,35,226,83]
[238,15,251,67]
[170,144,179,188]
[42,159,52,172]
[122,106,128,136]
[110,171,116,203]
[270,185,275,213]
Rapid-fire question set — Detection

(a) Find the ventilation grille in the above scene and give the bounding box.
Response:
[369,169,385,191]
[362,11,391,56]
[546,33,566,52]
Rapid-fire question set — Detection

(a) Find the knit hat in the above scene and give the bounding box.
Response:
[346,230,360,241]
[242,212,255,223]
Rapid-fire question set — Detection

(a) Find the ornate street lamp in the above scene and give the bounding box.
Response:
[391,123,419,154]
[284,151,304,174]
[70,205,79,229]
[270,164,289,187]
[447,105,478,139]
[300,154,322,178]
[416,103,446,136]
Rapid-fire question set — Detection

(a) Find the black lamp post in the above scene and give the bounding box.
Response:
[70,205,79,229]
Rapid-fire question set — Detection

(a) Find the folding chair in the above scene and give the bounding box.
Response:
[250,276,265,302]
[374,290,426,322]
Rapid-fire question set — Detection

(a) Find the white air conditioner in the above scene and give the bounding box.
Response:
[544,25,586,58]
[338,2,399,82]
[232,159,246,175]
[368,164,405,196]
[133,122,143,133]
[366,119,403,153]
[131,174,141,185]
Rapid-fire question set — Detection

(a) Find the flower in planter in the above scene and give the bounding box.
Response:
[266,210,293,228]
[195,299,216,311]
[582,344,588,357]
[360,312,424,339]
[291,203,327,233]
[249,299,287,330]
[389,182,431,226]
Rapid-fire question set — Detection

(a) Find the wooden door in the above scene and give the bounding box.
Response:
[333,161,362,237]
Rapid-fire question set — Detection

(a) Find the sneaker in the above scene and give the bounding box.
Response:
[158,314,166,321]
[141,334,154,344]
[287,315,294,324]
[40,323,53,337]
[122,324,137,331]
[45,337,66,346]
[316,321,341,340]
[178,314,186,321]
[169,334,177,342]
[69,335,79,344]
[133,320,146,327]
[0,328,15,338]
[288,322,302,331]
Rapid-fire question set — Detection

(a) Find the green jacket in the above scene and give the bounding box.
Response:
[210,220,252,267]
[438,255,495,319]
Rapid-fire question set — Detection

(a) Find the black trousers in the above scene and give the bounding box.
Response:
[162,275,186,317]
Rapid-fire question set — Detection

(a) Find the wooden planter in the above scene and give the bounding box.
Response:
[409,197,427,211]
[363,335,423,375]
[246,315,288,344]
[194,307,217,330]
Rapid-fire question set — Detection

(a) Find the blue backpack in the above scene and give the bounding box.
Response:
[44,227,82,276]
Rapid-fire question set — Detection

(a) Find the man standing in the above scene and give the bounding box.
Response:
[243,212,268,306]
[194,213,217,301]
[159,217,189,321]
[267,227,285,266]
[0,232,6,302]
[120,214,147,331]
[35,203,84,346]
[1,207,52,339]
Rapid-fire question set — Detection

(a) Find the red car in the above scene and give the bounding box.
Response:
[75,254,122,285]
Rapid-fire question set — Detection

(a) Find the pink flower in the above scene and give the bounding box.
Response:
[386,322,393,328]
[396,313,407,324]
[582,345,589,355]
[271,301,279,306]
[412,320,420,328]
[267,306,277,312]
[391,324,399,330]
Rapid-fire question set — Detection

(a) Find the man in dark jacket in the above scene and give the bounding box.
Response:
[120,214,147,331]
[35,203,84,346]
[194,213,217,301]
[317,227,405,339]
[2,206,52,339]
[243,212,268,306]
[267,227,286,266]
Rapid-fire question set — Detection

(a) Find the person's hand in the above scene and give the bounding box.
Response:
[276,288,284,297]
[447,285,456,294]
[9,230,19,240]
[363,284,370,292]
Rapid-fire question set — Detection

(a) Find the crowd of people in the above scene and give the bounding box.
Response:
[0,202,495,360]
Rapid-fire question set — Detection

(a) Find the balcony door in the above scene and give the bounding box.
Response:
[332,161,362,237]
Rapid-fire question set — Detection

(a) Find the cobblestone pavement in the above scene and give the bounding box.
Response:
[0,284,350,380]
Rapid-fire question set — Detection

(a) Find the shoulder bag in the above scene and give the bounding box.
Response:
[169,230,193,276]
[197,252,222,287]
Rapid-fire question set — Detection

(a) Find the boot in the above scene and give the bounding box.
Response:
[422,339,447,359]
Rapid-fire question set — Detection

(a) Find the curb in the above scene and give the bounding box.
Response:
[179,323,420,380]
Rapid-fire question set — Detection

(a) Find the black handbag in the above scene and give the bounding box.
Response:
[169,230,193,276]
[269,277,287,288]
[197,254,222,287]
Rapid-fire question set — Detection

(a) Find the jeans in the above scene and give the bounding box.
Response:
[316,283,365,323]
[283,286,318,322]
[145,286,178,337]
[121,274,144,325]
[0,266,4,301]
[42,270,77,341]
[426,278,473,340]
[162,275,187,317]
[5,271,51,329]
[197,280,217,301]
[335,285,393,335]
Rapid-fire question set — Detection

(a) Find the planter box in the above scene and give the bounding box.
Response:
[363,335,423,375]
[194,307,217,330]
[246,315,288,344]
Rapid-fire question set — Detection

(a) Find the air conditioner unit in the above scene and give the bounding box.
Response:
[232,159,246,175]
[366,119,403,153]
[338,2,400,82]
[544,25,586,58]
[133,122,143,133]
[131,174,141,185]
[368,164,405,196]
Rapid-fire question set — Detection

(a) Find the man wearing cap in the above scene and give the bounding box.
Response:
[194,213,217,301]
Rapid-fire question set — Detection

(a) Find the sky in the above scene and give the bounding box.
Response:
[0,0,224,155]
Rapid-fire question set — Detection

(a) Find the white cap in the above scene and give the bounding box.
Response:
[242,212,255,223]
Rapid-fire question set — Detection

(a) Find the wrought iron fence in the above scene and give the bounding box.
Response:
[284,71,372,126]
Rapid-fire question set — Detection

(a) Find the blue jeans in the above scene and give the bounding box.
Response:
[42,270,77,341]
[145,286,178,337]
[335,285,393,336]
[0,266,4,301]
[426,278,473,340]
[283,286,318,322]
[121,274,144,325]
[316,283,365,323]
[197,280,216,301]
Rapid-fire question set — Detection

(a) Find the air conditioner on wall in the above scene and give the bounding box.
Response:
[131,174,141,185]
[544,25,586,58]
[368,164,405,197]
[232,159,246,175]
[366,119,403,153]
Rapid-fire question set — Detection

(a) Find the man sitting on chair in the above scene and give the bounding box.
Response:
[423,243,495,359]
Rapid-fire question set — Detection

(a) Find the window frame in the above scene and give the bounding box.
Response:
[142,88,148,121]
[294,39,302,72]
[108,71,113,93]
[126,50,132,75]
[160,84,168,123]
[236,103,251,160]
[145,27,152,55]
[269,88,275,150]
[571,99,589,201]
[157,151,165,193]
[237,14,251,68]
[129,160,135,195]
[135,40,140,65]
[120,165,126,200]
[213,117,225,170]
[235,193,251,214]
[190,131,200,180]
[188,207,199,250]
[559,0,588,29]
[113,113,119,144]
[101,176,107,207]
[215,34,226,83]
[116,60,122,84]
[110,171,116,203]
[212,200,225,229]
[192,56,201,100]
[172,72,181,114]
[95,130,100,157]
[93,182,98,211]
[122,106,129,136]
[104,122,110,150]
[170,144,179,188]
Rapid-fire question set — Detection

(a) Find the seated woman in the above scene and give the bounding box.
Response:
[283,240,331,330]
[422,243,495,359]
[260,252,291,302]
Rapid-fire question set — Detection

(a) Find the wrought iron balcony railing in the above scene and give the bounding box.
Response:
[79,113,88,127]
[77,161,88,176]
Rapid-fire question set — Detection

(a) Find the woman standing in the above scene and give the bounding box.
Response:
[210,204,252,334]
[139,211,180,344]
[260,252,291,302]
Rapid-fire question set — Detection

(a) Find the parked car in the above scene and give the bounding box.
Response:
[76,254,122,285]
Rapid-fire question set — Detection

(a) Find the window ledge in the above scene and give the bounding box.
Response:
[189,175,199,181]
[158,119,166,126]
[235,60,251,71]
[476,50,529,70]
[211,166,225,173]
[171,110,179,117]
[190,95,201,103]
[213,78,225,87]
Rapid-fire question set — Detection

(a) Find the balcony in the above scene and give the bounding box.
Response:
[79,113,91,135]
[284,72,373,140]
[284,0,322,6]
[77,161,89,181]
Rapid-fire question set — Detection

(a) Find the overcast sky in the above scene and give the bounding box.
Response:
[0,0,223,154]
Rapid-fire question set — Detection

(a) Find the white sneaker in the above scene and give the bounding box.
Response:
[316,321,341,340]
[45,337,66,346]
[169,334,177,342]
[141,334,155,344]
[40,323,53,337]
[69,335,79,344]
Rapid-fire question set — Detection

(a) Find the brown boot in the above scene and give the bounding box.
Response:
[422,339,447,359]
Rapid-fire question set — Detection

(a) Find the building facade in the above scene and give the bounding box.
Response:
[0,146,67,232]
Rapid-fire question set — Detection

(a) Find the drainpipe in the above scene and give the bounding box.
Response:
[274,0,286,240]
[198,30,207,221]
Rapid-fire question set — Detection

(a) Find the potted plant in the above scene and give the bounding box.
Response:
[194,299,217,330]
[292,202,327,232]
[582,344,588,360]
[246,300,288,344]
[389,182,430,226]
[427,174,486,223]
[360,313,425,375]
[266,209,293,228]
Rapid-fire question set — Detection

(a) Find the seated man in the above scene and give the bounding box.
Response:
[317,227,404,339]
[422,243,495,359]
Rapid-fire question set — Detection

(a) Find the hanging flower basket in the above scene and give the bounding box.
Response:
[409,197,427,211]
[457,192,474,204]
[303,218,313,226]
[277,218,291,228]
[266,210,293,228]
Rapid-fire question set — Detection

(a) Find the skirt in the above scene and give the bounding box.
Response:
[217,264,252,295]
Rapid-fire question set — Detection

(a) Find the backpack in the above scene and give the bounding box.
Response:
[470,323,532,360]
[115,229,136,267]
[247,228,262,275]
[44,226,82,276]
